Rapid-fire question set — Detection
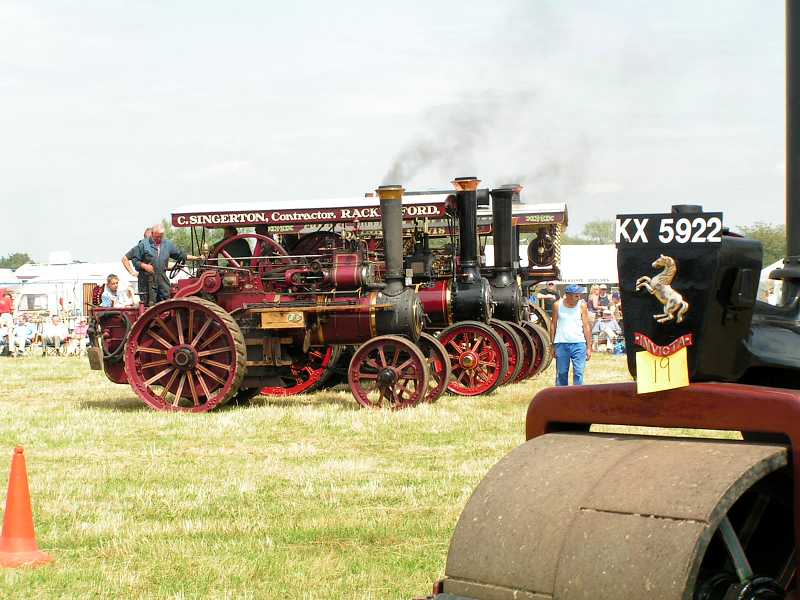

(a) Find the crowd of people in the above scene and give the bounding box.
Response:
[0,305,89,358]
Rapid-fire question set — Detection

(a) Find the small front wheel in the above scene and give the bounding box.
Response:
[348,336,430,409]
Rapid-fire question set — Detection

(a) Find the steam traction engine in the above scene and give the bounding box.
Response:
[410,177,511,396]
[88,186,433,411]
[423,4,800,598]
[484,185,550,383]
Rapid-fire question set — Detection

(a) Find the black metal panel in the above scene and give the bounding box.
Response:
[616,209,761,382]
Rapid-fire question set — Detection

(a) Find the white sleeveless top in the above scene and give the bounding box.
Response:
[554,300,585,344]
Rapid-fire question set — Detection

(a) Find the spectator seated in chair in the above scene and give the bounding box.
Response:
[10,316,35,357]
[42,314,69,356]
[592,305,623,352]
[66,317,89,356]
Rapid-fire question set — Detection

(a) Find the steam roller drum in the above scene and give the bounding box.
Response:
[438,321,509,396]
[488,319,524,386]
[416,332,452,403]
[521,321,552,377]
[438,433,793,600]
[505,321,537,383]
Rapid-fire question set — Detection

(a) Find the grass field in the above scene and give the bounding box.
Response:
[0,354,634,599]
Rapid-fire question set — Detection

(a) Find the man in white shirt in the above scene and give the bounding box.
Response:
[42,315,69,355]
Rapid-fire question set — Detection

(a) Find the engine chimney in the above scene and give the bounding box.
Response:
[491,186,515,274]
[489,186,524,322]
[452,177,481,283]
[375,184,406,296]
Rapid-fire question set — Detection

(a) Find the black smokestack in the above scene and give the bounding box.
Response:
[452,176,481,282]
[375,185,405,294]
[490,186,515,272]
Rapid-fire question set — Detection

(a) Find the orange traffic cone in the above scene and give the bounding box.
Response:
[0,447,52,567]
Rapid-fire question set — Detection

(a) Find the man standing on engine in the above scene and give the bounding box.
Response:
[122,227,156,306]
[141,224,198,304]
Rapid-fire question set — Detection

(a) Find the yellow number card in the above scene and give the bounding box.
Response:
[635,347,689,394]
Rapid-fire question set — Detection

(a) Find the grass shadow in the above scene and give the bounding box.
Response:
[250,392,359,411]
[79,397,151,412]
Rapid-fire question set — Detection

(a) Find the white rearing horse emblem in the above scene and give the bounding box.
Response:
[635,254,690,324]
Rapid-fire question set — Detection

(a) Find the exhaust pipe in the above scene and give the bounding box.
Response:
[375,184,406,296]
[452,177,481,283]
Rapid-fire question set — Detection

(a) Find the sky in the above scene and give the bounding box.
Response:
[0,0,786,262]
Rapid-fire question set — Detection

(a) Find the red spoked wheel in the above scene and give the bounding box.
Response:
[416,332,452,403]
[260,345,342,397]
[438,321,509,396]
[506,321,537,382]
[348,335,430,409]
[489,319,524,386]
[124,297,246,412]
[521,321,553,378]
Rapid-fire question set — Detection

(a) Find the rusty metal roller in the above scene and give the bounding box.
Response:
[440,433,788,599]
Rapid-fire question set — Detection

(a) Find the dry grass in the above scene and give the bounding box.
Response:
[0,354,639,599]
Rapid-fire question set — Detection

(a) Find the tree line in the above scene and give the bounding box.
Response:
[564,220,786,266]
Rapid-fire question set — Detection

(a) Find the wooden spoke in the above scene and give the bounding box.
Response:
[186,371,200,406]
[197,346,233,357]
[160,369,180,400]
[358,371,378,380]
[175,310,185,345]
[187,309,195,342]
[197,328,224,350]
[145,366,174,386]
[378,346,388,367]
[142,358,170,370]
[190,318,212,347]
[195,372,213,400]
[135,347,167,356]
[147,330,174,350]
[174,374,187,404]
[390,348,400,367]
[396,358,414,372]
[201,358,233,372]
[196,364,227,386]
[154,317,178,345]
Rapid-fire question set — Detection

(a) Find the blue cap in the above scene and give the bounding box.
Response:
[564,284,586,294]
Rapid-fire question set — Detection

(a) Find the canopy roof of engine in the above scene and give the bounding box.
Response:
[172,192,567,232]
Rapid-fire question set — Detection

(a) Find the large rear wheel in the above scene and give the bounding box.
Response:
[124,297,246,412]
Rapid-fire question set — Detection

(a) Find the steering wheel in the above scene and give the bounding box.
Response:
[169,257,186,279]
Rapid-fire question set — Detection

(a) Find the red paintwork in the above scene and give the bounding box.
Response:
[525,381,800,579]
[439,322,505,396]
[174,271,222,298]
[260,346,337,397]
[418,280,450,329]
